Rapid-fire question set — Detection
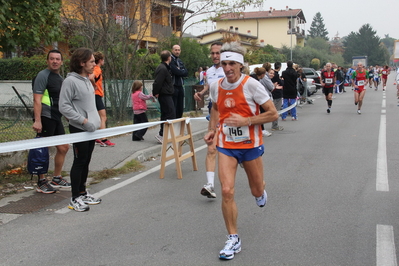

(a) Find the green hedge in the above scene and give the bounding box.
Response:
[0,56,69,80]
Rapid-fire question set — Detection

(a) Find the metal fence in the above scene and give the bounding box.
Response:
[0,78,201,143]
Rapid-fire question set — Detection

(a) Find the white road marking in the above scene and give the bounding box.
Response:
[376,99,388,191]
[377,224,397,266]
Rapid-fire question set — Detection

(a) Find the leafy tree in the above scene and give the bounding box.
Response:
[307,12,329,41]
[342,24,388,65]
[380,34,396,56]
[306,37,330,53]
[61,0,160,120]
[310,58,320,70]
[245,44,286,65]
[280,44,344,68]
[157,36,211,77]
[0,0,62,55]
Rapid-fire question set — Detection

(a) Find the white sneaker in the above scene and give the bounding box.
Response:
[357,110,361,115]
[200,183,216,198]
[81,192,102,205]
[262,130,272,137]
[255,190,267,207]
[155,134,163,144]
[219,236,241,260]
[68,197,90,212]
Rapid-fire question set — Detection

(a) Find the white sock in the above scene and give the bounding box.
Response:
[206,172,215,186]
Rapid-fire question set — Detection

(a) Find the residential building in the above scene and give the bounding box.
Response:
[0,0,189,58]
[197,6,306,50]
[62,0,191,51]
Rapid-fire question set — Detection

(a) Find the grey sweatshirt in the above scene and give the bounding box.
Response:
[259,73,274,98]
[59,72,100,132]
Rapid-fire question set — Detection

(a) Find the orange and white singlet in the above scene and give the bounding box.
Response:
[210,74,270,149]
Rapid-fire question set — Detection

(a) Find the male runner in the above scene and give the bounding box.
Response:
[194,42,225,198]
[352,62,369,114]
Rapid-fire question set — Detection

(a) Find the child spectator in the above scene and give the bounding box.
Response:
[131,81,155,141]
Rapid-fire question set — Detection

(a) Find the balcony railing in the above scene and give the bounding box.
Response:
[287,28,305,38]
[151,23,173,38]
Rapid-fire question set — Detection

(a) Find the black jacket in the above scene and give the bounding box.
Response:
[271,69,283,99]
[170,54,188,87]
[282,67,298,99]
[153,62,174,96]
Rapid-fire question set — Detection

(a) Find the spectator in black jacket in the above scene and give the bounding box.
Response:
[170,44,188,118]
[281,61,298,121]
[271,62,284,130]
[153,50,175,143]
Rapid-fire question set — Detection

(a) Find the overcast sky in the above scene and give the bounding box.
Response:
[187,0,399,40]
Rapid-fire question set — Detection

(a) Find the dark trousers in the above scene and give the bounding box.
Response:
[133,112,148,140]
[158,94,176,136]
[173,85,184,118]
[339,83,345,92]
[69,125,95,199]
[260,106,265,130]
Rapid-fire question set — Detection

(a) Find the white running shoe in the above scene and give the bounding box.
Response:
[81,192,102,205]
[262,130,272,137]
[255,190,267,207]
[68,197,90,212]
[357,110,361,115]
[155,134,163,144]
[219,236,241,260]
[201,183,216,198]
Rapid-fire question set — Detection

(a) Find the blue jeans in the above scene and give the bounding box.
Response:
[282,98,296,119]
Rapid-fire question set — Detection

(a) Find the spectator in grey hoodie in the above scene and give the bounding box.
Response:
[59,48,101,212]
[258,62,274,137]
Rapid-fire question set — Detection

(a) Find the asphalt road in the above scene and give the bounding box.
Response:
[1,74,399,265]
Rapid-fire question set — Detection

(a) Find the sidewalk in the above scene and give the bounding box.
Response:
[0,115,210,220]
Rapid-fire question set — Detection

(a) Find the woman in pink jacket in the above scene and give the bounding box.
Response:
[131,81,155,141]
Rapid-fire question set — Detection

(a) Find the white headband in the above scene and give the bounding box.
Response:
[221,51,244,65]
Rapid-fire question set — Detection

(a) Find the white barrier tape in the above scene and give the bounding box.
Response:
[0,107,291,154]
[0,120,164,154]
[278,100,297,115]
[180,117,207,124]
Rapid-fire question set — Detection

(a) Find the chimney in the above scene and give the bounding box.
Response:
[260,40,265,47]
[247,30,251,35]
[286,6,289,11]
[235,27,239,33]
[229,26,233,31]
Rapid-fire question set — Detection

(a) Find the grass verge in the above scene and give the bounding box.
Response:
[0,159,144,200]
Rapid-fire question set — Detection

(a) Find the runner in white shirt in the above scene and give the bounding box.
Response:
[194,42,225,198]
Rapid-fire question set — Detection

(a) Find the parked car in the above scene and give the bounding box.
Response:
[300,77,317,96]
[302,67,321,91]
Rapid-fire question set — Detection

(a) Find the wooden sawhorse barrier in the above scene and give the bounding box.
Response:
[159,117,198,179]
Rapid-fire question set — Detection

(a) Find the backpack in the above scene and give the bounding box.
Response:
[27,146,49,179]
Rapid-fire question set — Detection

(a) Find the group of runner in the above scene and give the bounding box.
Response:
[321,62,392,115]
[366,65,390,91]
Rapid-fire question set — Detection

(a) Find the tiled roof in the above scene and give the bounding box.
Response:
[217,8,306,23]
[196,28,257,39]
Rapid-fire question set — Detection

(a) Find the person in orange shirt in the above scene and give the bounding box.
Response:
[89,52,115,147]
[352,62,369,114]
[204,41,278,260]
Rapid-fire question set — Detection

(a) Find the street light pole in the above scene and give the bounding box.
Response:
[290,8,293,61]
